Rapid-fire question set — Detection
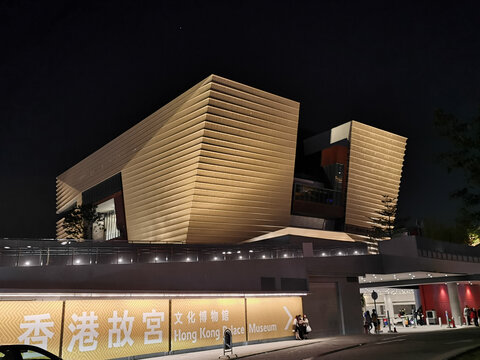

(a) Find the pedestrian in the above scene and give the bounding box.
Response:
[364,310,372,334]
[303,314,311,339]
[371,309,379,334]
[293,315,301,339]
[471,308,478,327]
[464,305,471,325]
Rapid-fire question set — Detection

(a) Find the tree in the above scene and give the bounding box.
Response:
[62,204,104,240]
[369,195,399,240]
[434,108,480,245]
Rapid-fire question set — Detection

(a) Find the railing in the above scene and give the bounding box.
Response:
[0,238,368,267]
[418,248,480,263]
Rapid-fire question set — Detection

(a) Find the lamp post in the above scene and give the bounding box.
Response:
[371,290,378,313]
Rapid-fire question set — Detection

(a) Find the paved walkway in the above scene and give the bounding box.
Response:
[144,324,478,360]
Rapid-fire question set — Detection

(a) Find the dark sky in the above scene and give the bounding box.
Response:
[1,0,479,238]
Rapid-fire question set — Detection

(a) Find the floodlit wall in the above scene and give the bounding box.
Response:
[56,75,300,243]
[0,297,302,360]
[345,121,407,231]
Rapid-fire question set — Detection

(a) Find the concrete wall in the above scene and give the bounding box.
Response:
[303,276,362,336]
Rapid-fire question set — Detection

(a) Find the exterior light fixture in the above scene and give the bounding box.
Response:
[249,250,253,253]
[227,251,232,255]
[237,251,241,254]
[25,261,30,266]
[214,257,218,260]
[75,259,81,264]
[4,246,10,249]
[354,251,358,254]
[61,241,68,245]
[321,253,326,256]
[154,257,159,261]
[338,251,343,255]
[283,254,288,258]
[118,258,123,263]
[27,246,31,248]
[222,252,226,255]
[239,256,243,259]
[262,255,266,259]
[186,257,191,262]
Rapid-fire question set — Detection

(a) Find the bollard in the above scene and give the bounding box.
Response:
[387,310,393,333]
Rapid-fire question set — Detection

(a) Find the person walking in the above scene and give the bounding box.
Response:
[471,308,478,327]
[464,305,471,325]
[371,309,379,334]
[293,315,301,339]
[364,310,372,334]
[303,314,311,339]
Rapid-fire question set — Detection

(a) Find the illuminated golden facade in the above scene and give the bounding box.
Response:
[56,75,300,243]
[345,121,407,232]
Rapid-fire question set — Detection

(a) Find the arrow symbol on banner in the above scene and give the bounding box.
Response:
[283,306,293,330]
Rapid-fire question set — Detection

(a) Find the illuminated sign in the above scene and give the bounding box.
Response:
[0,296,303,359]
[246,297,302,341]
[171,298,246,351]
[0,301,63,355]
[62,299,169,360]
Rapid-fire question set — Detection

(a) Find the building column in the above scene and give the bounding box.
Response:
[447,283,463,326]
[383,294,395,322]
[413,289,422,310]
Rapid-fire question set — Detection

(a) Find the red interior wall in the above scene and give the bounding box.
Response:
[457,284,480,309]
[419,284,452,323]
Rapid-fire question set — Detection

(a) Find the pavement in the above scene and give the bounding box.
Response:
[144,324,480,360]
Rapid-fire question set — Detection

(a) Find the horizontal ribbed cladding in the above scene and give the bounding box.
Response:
[118,88,214,243]
[187,76,299,244]
[345,121,407,230]
[56,76,214,240]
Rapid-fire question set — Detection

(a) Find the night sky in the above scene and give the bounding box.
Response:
[1,0,479,238]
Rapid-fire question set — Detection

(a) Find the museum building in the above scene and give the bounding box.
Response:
[56,74,407,254]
